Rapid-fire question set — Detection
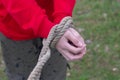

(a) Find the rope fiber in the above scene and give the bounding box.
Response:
[27,16,73,80]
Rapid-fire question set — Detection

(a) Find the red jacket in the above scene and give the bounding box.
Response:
[0,0,75,40]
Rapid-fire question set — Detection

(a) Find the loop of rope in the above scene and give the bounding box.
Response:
[27,16,73,80]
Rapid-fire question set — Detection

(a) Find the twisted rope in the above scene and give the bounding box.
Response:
[27,16,73,80]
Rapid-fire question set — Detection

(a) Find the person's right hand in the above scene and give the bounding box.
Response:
[56,28,86,61]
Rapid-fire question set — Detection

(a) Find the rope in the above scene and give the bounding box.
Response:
[27,16,73,80]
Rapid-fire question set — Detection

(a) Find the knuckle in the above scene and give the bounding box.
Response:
[69,57,75,61]
[74,39,79,44]
[75,33,81,38]
[73,50,80,55]
[74,48,81,54]
[69,56,79,61]
[65,30,71,35]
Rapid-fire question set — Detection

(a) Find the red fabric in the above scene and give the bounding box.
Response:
[0,0,76,40]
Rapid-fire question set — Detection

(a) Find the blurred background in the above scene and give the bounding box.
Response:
[0,0,120,80]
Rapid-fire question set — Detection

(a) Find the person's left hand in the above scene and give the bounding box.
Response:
[56,28,86,61]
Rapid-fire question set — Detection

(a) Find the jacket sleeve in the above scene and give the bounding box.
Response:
[53,0,76,23]
[1,0,55,38]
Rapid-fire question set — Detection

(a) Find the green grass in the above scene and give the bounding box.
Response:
[0,0,120,80]
[67,0,120,80]
[0,44,7,80]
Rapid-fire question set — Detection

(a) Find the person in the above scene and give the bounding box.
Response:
[0,0,86,80]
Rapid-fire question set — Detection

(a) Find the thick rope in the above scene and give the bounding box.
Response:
[27,16,73,80]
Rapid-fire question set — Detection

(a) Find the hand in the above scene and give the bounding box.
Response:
[56,28,86,61]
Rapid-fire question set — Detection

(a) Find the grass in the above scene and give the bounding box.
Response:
[0,0,120,80]
[0,43,7,80]
[67,0,120,80]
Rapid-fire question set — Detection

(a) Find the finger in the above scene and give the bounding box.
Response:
[68,45,86,61]
[65,30,81,47]
[59,50,72,61]
[80,45,87,55]
[73,45,86,60]
[75,44,86,55]
[58,44,86,61]
[69,28,85,47]
[65,42,82,55]
[62,51,84,61]
[69,28,81,39]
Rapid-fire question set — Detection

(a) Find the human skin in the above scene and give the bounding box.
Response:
[56,28,86,61]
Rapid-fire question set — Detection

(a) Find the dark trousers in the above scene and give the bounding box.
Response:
[0,33,67,80]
